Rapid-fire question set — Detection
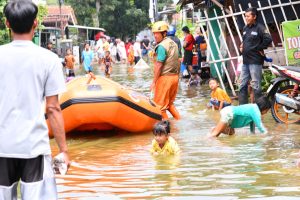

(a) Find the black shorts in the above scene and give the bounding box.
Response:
[134,56,140,64]
[0,155,57,199]
[183,50,193,66]
[105,65,110,74]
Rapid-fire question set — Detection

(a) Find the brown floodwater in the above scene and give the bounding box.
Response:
[51,63,300,200]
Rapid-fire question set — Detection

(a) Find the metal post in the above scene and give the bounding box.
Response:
[278,0,287,21]
[267,0,283,43]
[229,6,242,42]
[199,23,226,91]
[58,0,64,39]
[221,9,240,57]
[238,4,246,25]
[86,29,88,41]
[289,0,299,19]
[213,9,237,78]
[204,10,236,96]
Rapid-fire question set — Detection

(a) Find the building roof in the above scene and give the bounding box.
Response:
[43,5,77,25]
[177,0,233,9]
[177,0,206,9]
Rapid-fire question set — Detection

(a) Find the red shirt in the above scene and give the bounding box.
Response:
[184,34,195,51]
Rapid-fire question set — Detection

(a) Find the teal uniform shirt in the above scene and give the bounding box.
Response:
[156,45,167,62]
[230,104,266,133]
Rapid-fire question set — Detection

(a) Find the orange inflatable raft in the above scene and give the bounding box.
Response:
[48,76,161,137]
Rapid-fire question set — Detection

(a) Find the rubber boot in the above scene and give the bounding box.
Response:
[168,105,180,120]
[161,110,169,119]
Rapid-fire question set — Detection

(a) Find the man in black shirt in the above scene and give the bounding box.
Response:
[239,7,272,104]
[141,36,150,62]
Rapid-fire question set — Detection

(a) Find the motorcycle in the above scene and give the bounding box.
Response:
[267,64,300,123]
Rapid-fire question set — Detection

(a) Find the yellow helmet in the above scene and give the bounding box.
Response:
[152,21,169,33]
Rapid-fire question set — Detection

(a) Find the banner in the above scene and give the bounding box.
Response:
[282,19,300,66]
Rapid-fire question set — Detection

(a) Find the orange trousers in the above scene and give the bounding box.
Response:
[154,74,180,120]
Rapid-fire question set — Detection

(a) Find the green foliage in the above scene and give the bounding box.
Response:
[0,0,9,45]
[0,1,48,45]
[176,20,196,39]
[98,0,150,39]
[46,0,58,5]
[65,0,96,26]
[64,0,172,39]
[37,5,48,30]
[261,70,276,92]
[157,0,173,11]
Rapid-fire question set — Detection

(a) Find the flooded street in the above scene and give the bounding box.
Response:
[52,63,300,199]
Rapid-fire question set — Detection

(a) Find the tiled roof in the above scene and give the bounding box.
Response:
[43,5,77,25]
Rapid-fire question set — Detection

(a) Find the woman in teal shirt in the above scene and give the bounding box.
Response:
[210,96,271,137]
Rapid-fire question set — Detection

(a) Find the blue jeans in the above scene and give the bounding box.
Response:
[197,51,202,68]
[208,99,231,108]
[142,49,148,56]
[238,64,262,104]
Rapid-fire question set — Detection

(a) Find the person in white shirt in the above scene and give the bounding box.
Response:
[0,1,69,199]
[95,38,104,63]
[133,39,142,64]
[116,38,127,64]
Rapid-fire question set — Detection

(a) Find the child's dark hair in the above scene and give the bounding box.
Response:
[255,96,271,112]
[153,120,170,136]
[4,1,38,34]
[84,43,89,48]
[208,78,218,83]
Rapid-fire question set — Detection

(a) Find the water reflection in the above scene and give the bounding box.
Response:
[51,63,300,199]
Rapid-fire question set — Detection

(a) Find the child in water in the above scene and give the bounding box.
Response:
[187,69,201,87]
[127,45,134,67]
[207,78,232,110]
[210,96,271,137]
[103,50,113,77]
[64,48,75,82]
[150,120,180,156]
[81,43,95,84]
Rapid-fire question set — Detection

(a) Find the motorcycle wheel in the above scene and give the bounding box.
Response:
[271,85,300,123]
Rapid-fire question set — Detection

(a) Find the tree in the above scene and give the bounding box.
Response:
[98,0,150,39]
[65,0,95,26]
[157,0,173,11]
[0,1,48,45]
[37,4,48,30]
[64,0,174,39]
[0,0,9,45]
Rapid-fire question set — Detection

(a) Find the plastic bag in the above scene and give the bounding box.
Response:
[237,56,243,74]
[52,153,68,175]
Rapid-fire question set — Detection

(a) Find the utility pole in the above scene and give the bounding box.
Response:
[58,0,64,39]
[149,0,158,23]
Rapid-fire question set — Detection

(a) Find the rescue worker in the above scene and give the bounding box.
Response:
[151,21,181,120]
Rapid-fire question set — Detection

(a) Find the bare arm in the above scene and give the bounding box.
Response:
[46,95,70,166]
[183,41,187,48]
[210,121,227,137]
